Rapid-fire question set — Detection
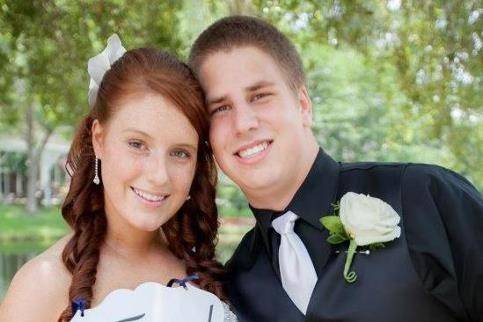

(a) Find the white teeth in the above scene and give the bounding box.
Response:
[132,188,166,202]
[238,141,269,158]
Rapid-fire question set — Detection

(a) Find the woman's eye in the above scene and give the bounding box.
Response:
[128,140,146,150]
[171,150,191,159]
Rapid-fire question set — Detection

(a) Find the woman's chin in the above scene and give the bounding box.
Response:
[135,221,164,232]
[121,215,161,233]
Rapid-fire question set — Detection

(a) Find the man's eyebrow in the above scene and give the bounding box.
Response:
[206,95,227,106]
[246,81,275,92]
[206,81,276,106]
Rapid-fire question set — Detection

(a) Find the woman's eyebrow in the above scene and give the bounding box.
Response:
[122,128,152,139]
[175,143,198,151]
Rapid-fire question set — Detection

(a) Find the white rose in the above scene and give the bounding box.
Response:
[339,192,401,246]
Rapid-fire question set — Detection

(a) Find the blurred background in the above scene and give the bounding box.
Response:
[0,0,481,301]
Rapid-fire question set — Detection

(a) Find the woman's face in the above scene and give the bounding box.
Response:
[92,93,198,232]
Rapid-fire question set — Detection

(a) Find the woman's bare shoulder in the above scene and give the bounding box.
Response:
[0,235,72,322]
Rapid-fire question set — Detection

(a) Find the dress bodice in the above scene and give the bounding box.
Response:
[70,281,237,322]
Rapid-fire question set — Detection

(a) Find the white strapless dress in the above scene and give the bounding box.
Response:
[70,281,237,322]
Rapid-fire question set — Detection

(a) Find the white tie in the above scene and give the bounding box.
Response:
[272,211,318,314]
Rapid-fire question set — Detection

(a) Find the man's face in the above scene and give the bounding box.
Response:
[198,46,313,202]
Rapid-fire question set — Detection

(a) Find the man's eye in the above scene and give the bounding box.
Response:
[252,93,270,102]
[211,105,230,115]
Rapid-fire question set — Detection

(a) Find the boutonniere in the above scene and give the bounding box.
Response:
[320,192,401,283]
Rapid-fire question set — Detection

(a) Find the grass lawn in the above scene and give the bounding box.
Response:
[0,204,253,256]
[0,204,68,243]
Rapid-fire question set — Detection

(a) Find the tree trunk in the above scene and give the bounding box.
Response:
[25,103,53,215]
[25,103,38,214]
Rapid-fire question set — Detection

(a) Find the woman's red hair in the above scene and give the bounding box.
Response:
[58,48,224,321]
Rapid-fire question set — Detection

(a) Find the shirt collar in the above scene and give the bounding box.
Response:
[251,148,340,245]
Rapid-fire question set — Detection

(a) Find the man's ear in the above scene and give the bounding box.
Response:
[91,119,104,159]
[298,86,313,128]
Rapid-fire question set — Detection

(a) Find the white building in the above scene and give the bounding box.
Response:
[0,134,70,205]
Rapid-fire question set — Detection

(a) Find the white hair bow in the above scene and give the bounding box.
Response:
[87,34,127,107]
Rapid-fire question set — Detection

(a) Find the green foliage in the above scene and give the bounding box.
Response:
[369,242,386,250]
[216,175,252,217]
[0,1,481,219]
[321,212,349,245]
[0,0,186,134]
[327,233,348,245]
[0,152,27,175]
[252,0,482,189]
[321,216,346,235]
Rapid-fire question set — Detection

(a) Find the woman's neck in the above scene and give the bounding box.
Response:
[103,226,163,258]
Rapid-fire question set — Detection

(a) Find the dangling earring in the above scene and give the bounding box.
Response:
[93,157,100,185]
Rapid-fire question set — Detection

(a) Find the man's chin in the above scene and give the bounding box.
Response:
[236,173,280,194]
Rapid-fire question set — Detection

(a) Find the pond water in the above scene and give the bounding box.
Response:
[0,252,37,300]
[0,239,240,303]
[0,241,49,302]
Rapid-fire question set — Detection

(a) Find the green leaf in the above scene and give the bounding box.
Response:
[327,233,348,244]
[330,202,340,212]
[320,216,345,235]
[369,242,386,250]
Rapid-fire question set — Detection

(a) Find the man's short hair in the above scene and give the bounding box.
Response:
[189,15,306,91]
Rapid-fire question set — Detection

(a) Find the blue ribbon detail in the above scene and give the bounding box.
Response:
[167,274,199,289]
[72,298,86,317]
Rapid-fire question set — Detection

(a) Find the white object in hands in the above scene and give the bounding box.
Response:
[70,282,226,322]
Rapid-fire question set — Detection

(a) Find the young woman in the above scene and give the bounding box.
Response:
[0,35,236,322]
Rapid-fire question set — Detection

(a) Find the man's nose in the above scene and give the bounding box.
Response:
[233,102,259,135]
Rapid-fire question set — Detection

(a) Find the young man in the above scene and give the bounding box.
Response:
[189,16,483,322]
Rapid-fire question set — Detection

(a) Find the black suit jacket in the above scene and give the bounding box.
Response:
[225,149,483,322]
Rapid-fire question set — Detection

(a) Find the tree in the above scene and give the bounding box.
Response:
[252,0,482,188]
[0,0,186,213]
[0,0,480,218]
